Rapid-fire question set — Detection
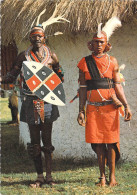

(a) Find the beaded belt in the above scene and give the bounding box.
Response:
[87,100,113,106]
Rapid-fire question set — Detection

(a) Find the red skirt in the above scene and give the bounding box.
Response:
[85,104,120,144]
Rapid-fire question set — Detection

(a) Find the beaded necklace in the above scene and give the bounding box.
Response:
[25,44,51,65]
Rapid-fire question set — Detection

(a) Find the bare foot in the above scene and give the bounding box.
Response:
[96,177,106,187]
[30,180,44,188]
[30,176,45,188]
[109,176,118,187]
[46,180,56,186]
[45,175,56,186]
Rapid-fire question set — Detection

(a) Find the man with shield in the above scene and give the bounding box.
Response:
[1,9,68,188]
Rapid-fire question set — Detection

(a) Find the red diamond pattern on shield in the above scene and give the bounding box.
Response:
[26,75,41,91]
[45,73,61,91]
[23,61,65,106]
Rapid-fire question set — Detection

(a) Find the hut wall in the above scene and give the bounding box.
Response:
[18,22,137,162]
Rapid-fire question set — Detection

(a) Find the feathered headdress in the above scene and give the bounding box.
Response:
[97,23,103,38]
[102,16,122,41]
[30,4,70,36]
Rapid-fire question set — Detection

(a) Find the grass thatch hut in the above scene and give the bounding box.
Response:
[1,0,137,161]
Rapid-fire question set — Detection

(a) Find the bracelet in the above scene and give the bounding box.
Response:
[79,110,85,113]
[123,104,128,108]
[80,85,87,87]
[98,177,105,180]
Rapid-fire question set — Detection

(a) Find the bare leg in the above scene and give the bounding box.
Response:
[96,144,106,187]
[107,144,118,186]
[28,124,44,188]
[41,123,55,185]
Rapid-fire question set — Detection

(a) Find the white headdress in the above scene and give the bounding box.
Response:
[97,23,102,38]
[97,16,122,41]
[30,4,70,35]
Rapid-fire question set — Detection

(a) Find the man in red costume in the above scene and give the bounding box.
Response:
[77,17,132,187]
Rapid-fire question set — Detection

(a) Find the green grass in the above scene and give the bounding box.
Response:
[1,98,137,195]
[0,97,12,122]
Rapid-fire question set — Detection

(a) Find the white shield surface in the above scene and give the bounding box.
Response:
[22,61,65,106]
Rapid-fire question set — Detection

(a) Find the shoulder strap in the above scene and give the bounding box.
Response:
[85,55,101,79]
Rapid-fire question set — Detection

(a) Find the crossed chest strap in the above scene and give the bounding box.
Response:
[85,55,114,90]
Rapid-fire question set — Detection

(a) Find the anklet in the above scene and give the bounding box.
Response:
[98,177,105,180]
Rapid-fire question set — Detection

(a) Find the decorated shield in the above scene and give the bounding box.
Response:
[22,61,65,106]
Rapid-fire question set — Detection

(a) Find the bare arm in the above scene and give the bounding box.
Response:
[48,52,59,70]
[49,52,64,82]
[112,57,132,121]
[77,69,87,126]
[2,51,25,84]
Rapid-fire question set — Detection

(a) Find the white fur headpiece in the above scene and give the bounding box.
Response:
[102,16,122,41]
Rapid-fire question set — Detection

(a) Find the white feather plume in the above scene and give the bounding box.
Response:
[97,23,102,38]
[119,64,126,72]
[119,64,126,86]
[102,16,122,41]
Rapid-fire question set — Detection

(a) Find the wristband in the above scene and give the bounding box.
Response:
[80,85,87,87]
[123,104,128,108]
[79,110,84,113]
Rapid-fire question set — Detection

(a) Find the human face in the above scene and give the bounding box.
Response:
[92,39,107,55]
[30,29,45,48]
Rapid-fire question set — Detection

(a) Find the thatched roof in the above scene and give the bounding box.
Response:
[1,0,137,45]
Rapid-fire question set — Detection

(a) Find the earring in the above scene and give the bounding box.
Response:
[87,41,93,51]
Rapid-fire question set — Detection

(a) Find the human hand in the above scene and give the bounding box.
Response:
[77,112,85,127]
[124,105,132,121]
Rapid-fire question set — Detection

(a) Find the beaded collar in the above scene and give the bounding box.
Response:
[25,44,51,65]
